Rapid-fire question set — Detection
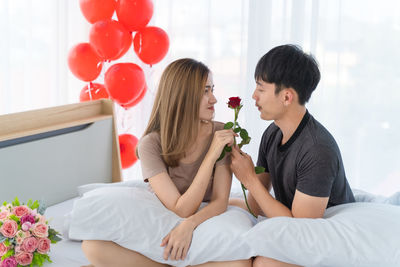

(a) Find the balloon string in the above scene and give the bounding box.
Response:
[138,33,143,54]
[88,82,93,100]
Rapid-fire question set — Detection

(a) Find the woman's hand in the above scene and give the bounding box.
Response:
[206,129,238,162]
[161,219,196,261]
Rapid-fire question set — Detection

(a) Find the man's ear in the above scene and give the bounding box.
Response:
[282,88,295,106]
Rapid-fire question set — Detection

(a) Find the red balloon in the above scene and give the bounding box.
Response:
[133,26,169,65]
[121,85,147,109]
[89,20,129,60]
[110,29,132,61]
[119,134,138,169]
[79,83,109,102]
[116,0,153,32]
[105,63,145,105]
[79,0,116,24]
[68,43,103,82]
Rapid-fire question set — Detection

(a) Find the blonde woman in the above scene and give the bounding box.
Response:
[82,58,252,267]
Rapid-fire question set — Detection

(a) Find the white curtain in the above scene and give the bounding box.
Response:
[1,0,399,196]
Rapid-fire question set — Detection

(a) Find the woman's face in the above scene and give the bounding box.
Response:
[199,73,217,121]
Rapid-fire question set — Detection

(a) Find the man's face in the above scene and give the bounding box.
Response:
[252,79,285,121]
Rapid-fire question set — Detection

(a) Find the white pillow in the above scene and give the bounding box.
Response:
[245,202,400,267]
[77,179,147,196]
[69,187,256,266]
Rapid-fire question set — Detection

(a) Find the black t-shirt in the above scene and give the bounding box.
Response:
[257,110,355,209]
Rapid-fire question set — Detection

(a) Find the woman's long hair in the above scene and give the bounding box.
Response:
[143,58,210,167]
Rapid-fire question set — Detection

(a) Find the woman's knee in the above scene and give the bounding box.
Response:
[253,256,299,267]
[253,256,277,267]
[81,240,109,263]
[240,259,253,267]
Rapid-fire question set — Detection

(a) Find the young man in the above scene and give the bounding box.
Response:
[230,45,355,267]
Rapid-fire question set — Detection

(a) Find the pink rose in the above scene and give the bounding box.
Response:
[20,214,35,225]
[0,210,9,221]
[15,230,31,244]
[21,237,38,253]
[30,209,37,216]
[1,256,17,267]
[15,252,33,266]
[0,243,8,257]
[35,214,46,224]
[0,220,18,238]
[13,206,29,218]
[37,238,51,254]
[32,223,48,238]
[15,245,22,254]
[21,222,32,232]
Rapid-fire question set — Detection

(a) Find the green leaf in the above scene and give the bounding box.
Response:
[9,214,20,223]
[27,199,33,209]
[48,228,62,243]
[38,200,47,215]
[255,166,266,174]
[31,200,39,210]
[1,249,14,261]
[223,122,234,129]
[12,197,20,207]
[2,201,7,206]
[240,128,249,139]
[0,234,6,243]
[233,127,241,133]
[224,146,232,152]
[33,252,46,266]
[244,136,251,145]
[216,150,225,162]
[4,238,10,246]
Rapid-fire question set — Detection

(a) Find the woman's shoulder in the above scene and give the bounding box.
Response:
[138,132,161,151]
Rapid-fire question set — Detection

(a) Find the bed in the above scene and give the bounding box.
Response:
[1,100,400,267]
[0,100,122,266]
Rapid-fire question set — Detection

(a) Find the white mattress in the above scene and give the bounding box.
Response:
[44,197,89,266]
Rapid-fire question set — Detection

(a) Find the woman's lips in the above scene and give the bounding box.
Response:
[208,106,214,111]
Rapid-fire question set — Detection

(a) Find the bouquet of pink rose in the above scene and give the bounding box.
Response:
[0,198,61,267]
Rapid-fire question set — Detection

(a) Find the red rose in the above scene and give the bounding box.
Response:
[228,97,241,108]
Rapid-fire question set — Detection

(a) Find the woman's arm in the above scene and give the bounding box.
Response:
[186,162,232,226]
[149,129,236,218]
[161,163,232,261]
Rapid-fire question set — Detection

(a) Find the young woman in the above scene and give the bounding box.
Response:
[81,58,252,267]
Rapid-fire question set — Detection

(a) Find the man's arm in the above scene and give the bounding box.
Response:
[231,146,328,218]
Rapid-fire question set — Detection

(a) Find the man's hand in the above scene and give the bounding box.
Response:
[230,145,257,188]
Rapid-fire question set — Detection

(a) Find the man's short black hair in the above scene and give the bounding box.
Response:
[254,44,320,105]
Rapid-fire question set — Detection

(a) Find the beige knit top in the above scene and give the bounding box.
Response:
[137,121,231,202]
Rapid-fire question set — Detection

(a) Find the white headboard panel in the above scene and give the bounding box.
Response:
[0,100,122,206]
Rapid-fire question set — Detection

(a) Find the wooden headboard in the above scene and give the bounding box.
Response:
[0,99,122,206]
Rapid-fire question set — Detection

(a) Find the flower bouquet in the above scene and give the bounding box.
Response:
[0,198,62,267]
[219,97,265,218]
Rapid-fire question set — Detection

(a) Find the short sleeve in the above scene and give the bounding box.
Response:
[257,128,270,173]
[296,145,338,197]
[137,133,168,182]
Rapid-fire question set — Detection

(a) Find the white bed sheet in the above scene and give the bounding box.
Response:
[44,197,89,267]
